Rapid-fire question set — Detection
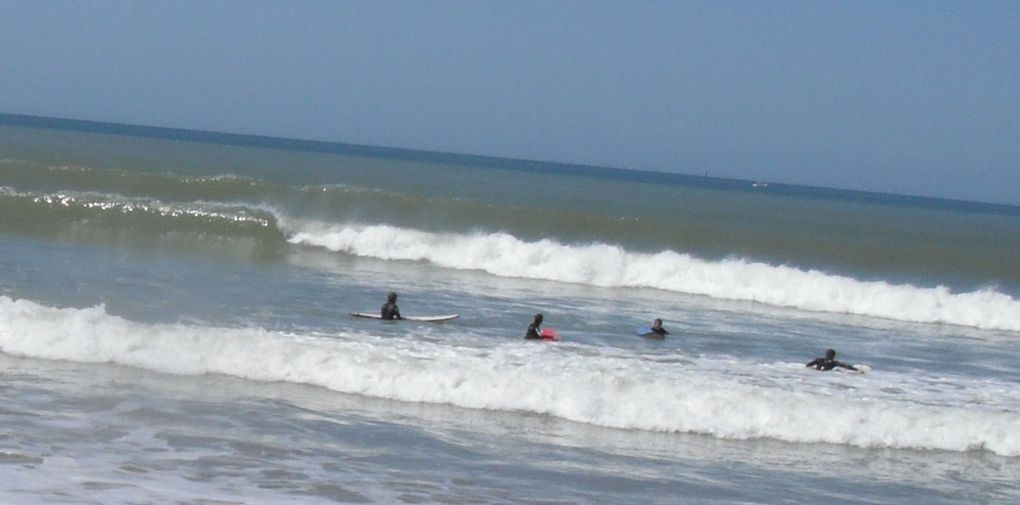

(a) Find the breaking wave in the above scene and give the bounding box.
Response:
[1,297,1018,456]
[285,221,1020,332]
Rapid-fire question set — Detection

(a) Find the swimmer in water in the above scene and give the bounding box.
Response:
[649,318,669,337]
[525,313,543,340]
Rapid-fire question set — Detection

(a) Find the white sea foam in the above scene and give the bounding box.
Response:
[282,222,1020,332]
[2,297,1018,456]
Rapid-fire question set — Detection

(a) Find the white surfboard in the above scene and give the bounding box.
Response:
[350,312,460,322]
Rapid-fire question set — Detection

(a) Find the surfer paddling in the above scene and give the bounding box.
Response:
[381,292,402,320]
[806,349,857,371]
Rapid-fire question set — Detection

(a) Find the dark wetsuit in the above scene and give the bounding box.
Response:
[381,302,401,320]
[806,357,857,371]
[525,323,542,340]
[650,326,669,337]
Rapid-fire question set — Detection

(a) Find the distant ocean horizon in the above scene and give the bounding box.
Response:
[3,111,1017,215]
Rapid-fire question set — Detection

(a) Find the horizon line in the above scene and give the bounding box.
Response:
[2,111,1017,215]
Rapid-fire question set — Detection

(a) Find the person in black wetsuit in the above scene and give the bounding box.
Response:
[806,349,857,371]
[525,313,543,340]
[381,292,402,320]
[649,318,669,337]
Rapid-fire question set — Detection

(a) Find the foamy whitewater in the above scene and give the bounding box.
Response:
[2,121,1019,504]
[2,296,1019,456]
[285,221,1020,331]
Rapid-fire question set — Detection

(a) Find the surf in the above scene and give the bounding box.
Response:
[3,181,1018,333]
[1,296,1017,457]
[4,159,1020,333]
[282,221,1020,333]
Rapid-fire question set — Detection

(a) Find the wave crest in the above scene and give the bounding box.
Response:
[284,222,1020,332]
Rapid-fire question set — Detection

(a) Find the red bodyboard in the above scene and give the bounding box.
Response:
[540,328,560,341]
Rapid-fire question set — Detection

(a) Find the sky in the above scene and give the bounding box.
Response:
[1,1,1018,205]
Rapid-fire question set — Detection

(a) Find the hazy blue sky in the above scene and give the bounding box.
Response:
[2,1,1018,204]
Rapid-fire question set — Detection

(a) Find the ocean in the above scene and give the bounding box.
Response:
[1,116,1019,504]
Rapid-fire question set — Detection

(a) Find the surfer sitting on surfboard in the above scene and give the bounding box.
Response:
[525,313,543,340]
[806,349,857,371]
[381,292,402,320]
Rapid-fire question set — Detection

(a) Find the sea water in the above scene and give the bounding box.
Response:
[1,119,1019,504]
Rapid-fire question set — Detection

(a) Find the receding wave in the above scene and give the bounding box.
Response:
[1,296,1017,456]
[284,221,1020,332]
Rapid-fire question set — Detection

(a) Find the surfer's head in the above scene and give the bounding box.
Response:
[534,313,543,324]
[387,292,398,302]
[825,349,836,359]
